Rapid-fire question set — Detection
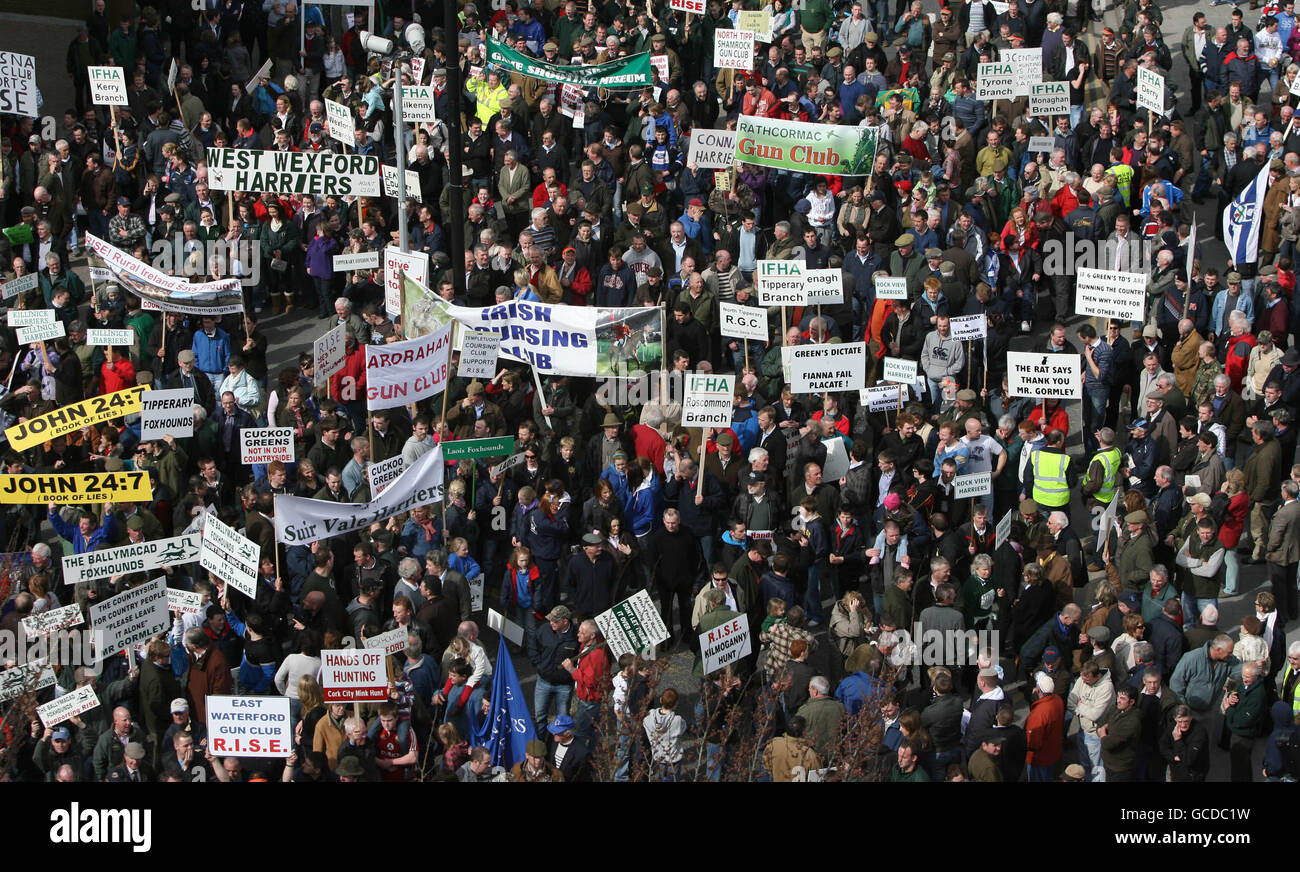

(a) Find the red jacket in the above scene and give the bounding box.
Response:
[1049,185,1080,220]
[572,643,610,702]
[1027,404,1069,438]
[100,358,135,395]
[1225,333,1257,392]
[329,343,366,402]
[631,423,668,474]
[1024,691,1065,766]
[1218,492,1249,549]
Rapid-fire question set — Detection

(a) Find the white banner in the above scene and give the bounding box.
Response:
[21,603,84,639]
[200,513,260,599]
[686,128,739,169]
[368,454,406,495]
[805,269,843,305]
[949,314,987,340]
[240,427,294,464]
[1075,267,1147,323]
[700,613,751,675]
[207,694,293,758]
[62,534,200,586]
[713,29,755,70]
[88,65,128,105]
[319,648,388,701]
[718,301,768,341]
[757,260,807,306]
[874,275,908,300]
[366,320,452,410]
[2,273,38,299]
[140,388,195,440]
[1007,350,1083,399]
[314,323,347,386]
[275,444,446,545]
[1029,81,1070,115]
[0,52,38,117]
[384,247,429,318]
[457,328,501,380]
[400,84,438,122]
[88,578,169,661]
[7,309,53,327]
[953,471,993,499]
[382,164,424,202]
[976,61,1016,100]
[16,321,65,344]
[37,684,102,728]
[205,148,381,197]
[85,233,244,315]
[332,251,380,271]
[882,356,918,385]
[86,328,137,346]
[1137,67,1166,115]
[324,98,355,145]
[787,342,867,393]
[682,372,735,429]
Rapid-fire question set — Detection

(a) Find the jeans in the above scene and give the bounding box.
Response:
[697,533,714,568]
[730,339,766,374]
[1028,763,1055,781]
[572,697,599,743]
[1223,549,1240,595]
[206,372,225,394]
[510,602,538,645]
[1082,384,1108,454]
[704,741,726,781]
[926,747,962,781]
[1004,285,1034,323]
[1181,593,1218,630]
[804,562,825,622]
[1077,730,1106,782]
[1069,104,1083,128]
[532,677,572,732]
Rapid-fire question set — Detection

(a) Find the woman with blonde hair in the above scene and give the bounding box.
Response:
[829,590,870,662]
[296,675,326,750]
[1076,583,1118,670]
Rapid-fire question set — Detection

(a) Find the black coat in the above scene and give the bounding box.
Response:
[563,550,618,619]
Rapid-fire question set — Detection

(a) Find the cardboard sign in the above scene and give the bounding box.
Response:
[140,388,194,440]
[975,61,1016,101]
[649,54,669,82]
[874,275,908,300]
[21,603,84,639]
[88,66,128,105]
[1004,47,1042,96]
[1007,350,1083,400]
[487,608,525,646]
[6,308,53,327]
[205,148,381,197]
[952,471,993,499]
[489,452,527,478]
[368,454,406,496]
[862,383,910,412]
[2,273,38,299]
[400,84,438,122]
[240,427,294,464]
[1075,268,1147,323]
[4,385,148,451]
[324,98,356,145]
[382,163,424,202]
[0,661,56,702]
[206,695,293,758]
[995,508,1014,550]
[682,372,736,429]
[881,356,918,386]
[313,323,347,386]
[457,329,501,380]
[719,301,768,341]
[714,170,732,191]
[16,321,65,344]
[736,10,772,42]
[0,52,38,118]
[949,314,987,340]
[821,436,849,480]
[364,626,410,656]
[1029,81,1070,115]
[757,260,807,306]
[714,29,755,71]
[1029,136,1056,154]
[320,648,389,701]
[594,590,670,658]
[85,328,137,347]
[38,684,101,728]
[200,513,260,599]
[245,59,272,94]
[686,128,739,169]
[332,251,380,271]
[0,471,149,504]
[62,534,201,586]
[1137,66,1165,115]
[384,247,429,319]
[166,588,206,615]
[804,268,844,305]
[88,578,169,662]
[700,613,751,675]
[786,342,867,393]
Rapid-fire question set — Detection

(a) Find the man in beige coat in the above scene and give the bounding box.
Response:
[762,715,823,781]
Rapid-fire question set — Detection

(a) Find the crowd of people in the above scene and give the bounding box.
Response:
[1,0,1300,783]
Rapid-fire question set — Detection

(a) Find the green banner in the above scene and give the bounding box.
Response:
[734,116,879,176]
[441,436,517,460]
[486,36,652,88]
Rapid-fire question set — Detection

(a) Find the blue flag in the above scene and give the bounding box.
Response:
[1222,160,1272,266]
[470,638,537,769]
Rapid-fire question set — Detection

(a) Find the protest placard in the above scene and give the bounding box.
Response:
[21,603,84,639]
[713,29,755,70]
[457,329,501,380]
[682,372,735,429]
[1075,268,1147,322]
[440,435,516,460]
[718,301,768,341]
[240,428,294,464]
[85,328,137,346]
[245,59,271,93]
[822,437,849,480]
[62,534,199,586]
[320,648,389,701]
[650,54,669,81]
[0,52,38,117]
[0,471,149,504]
[1029,81,1070,115]
[487,608,525,646]
[0,661,55,702]
[7,309,53,327]
[686,128,739,169]
[16,321,65,344]
[736,10,772,41]
[205,148,380,197]
[325,98,355,144]
[1029,136,1056,153]
[366,321,452,410]
[88,66,128,105]
[88,578,169,661]
[1137,67,1165,115]
[206,695,293,758]
[874,275,908,300]
[2,273,38,300]
[166,588,206,615]
[671,0,704,11]
[996,508,1014,550]
[882,356,918,385]
[757,260,807,306]
[200,514,260,599]
[594,590,671,658]
[384,247,428,318]
[786,342,867,392]
[975,61,1016,100]
[953,471,993,499]
[490,452,527,478]
[1007,350,1083,399]
[861,383,911,412]
[700,614,751,675]
[140,388,194,440]
[4,385,148,451]
[1004,47,1042,96]
[368,454,406,496]
[382,164,424,202]
[331,251,380,271]
[949,314,988,340]
[805,268,844,305]
[37,685,102,729]
[363,626,409,656]
[313,323,347,386]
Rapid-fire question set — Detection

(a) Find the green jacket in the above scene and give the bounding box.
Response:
[1100,705,1142,772]
[795,695,846,760]
[1116,530,1154,592]
[800,0,832,31]
[1223,679,1271,738]
[891,763,930,782]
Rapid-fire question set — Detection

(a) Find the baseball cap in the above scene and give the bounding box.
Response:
[170,698,189,714]
[545,605,571,621]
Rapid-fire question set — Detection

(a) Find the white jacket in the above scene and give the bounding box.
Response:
[1068,671,1115,735]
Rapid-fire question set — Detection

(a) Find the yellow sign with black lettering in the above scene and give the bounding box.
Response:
[4,386,149,452]
[0,471,150,503]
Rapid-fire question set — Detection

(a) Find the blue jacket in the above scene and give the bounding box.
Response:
[599,464,630,505]
[624,475,663,537]
[510,500,539,545]
[527,505,569,562]
[836,671,888,715]
[664,471,726,537]
[47,510,118,554]
[400,515,444,564]
[191,328,231,375]
[732,399,760,454]
[1263,701,1297,777]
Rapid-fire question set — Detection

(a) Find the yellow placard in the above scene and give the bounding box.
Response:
[0,471,151,503]
[4,386,149,452]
